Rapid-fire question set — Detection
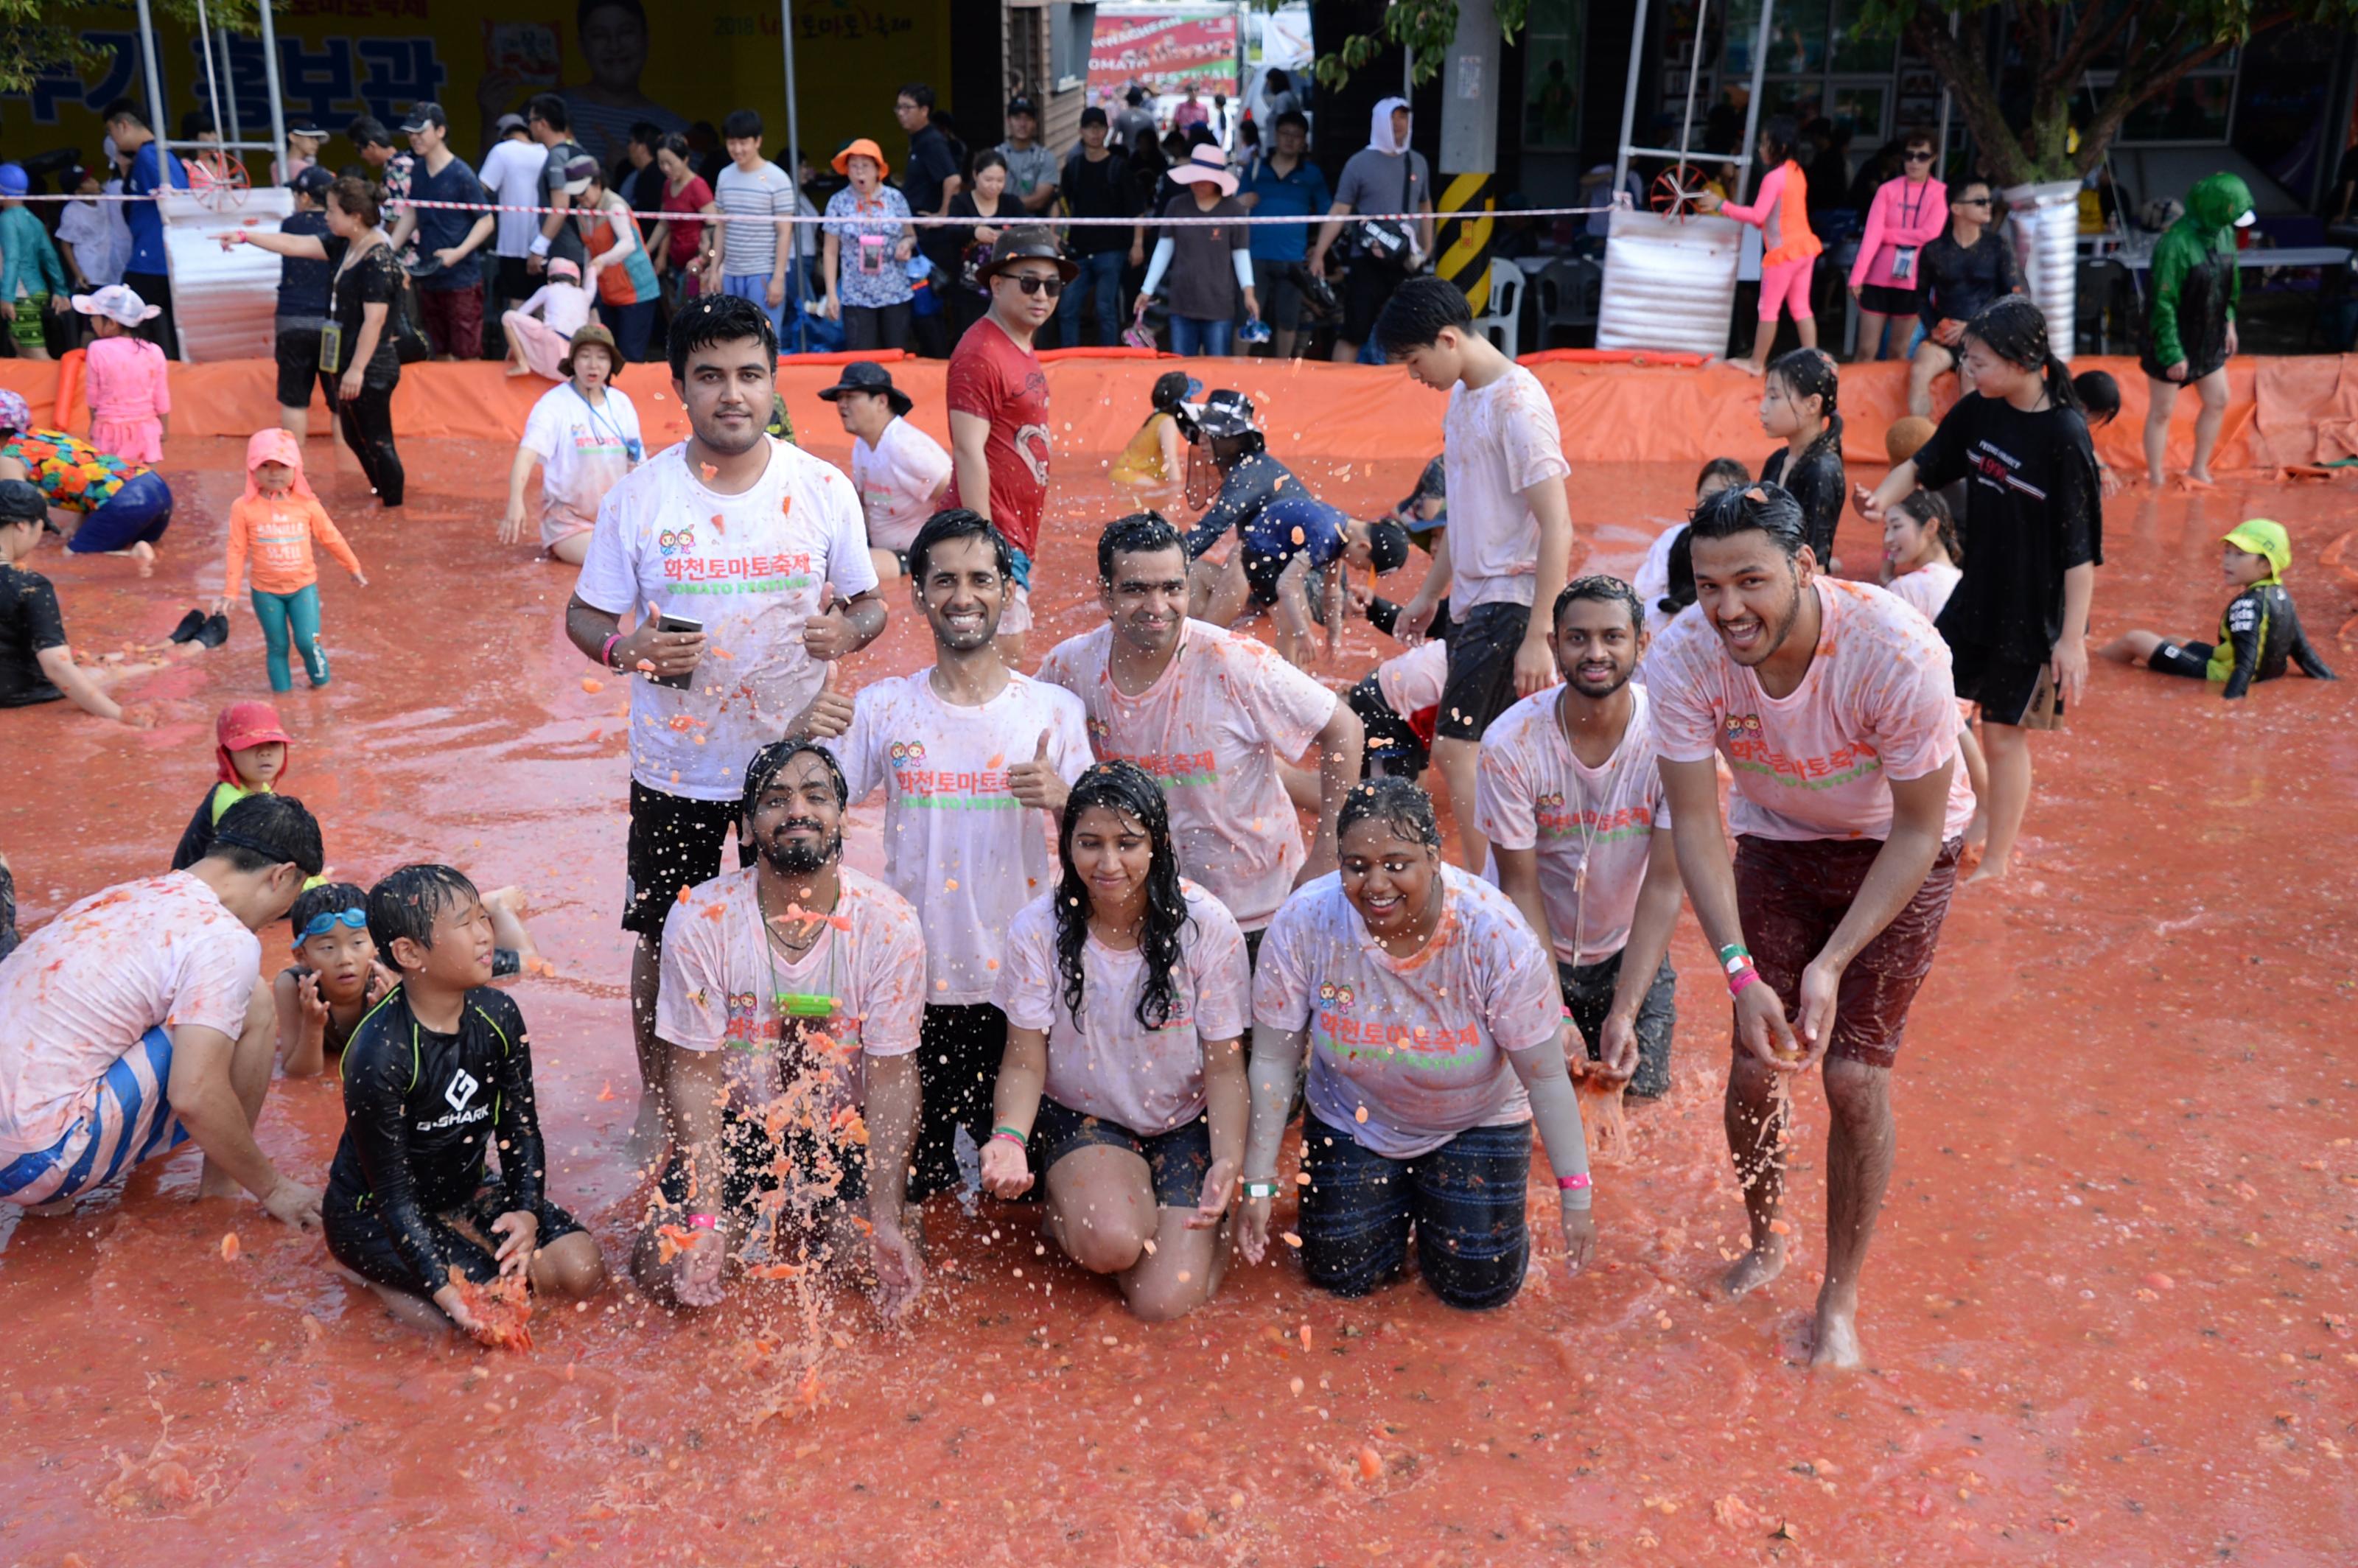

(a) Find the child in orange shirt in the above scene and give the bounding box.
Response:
[213,428,365,690]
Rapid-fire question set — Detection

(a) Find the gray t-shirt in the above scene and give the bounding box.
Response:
[997,142,1060,207]
[716,159,800,277]
[1334,147,1430,227]
[537,139,589,269]
[1112,108,1158,155]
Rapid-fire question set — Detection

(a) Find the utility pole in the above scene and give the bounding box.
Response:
[1433,0,1500,317]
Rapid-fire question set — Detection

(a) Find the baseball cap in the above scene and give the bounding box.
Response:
[1080,106,1108,129]
[562,154,598,194]
[0,478,46,525]
[494,112,528,136]
[292,164,333,198]
[1007,94,1038,118]
[2220,519,2289,575]
[217,700,295,755]
[397,102,448,134]
[287,120,328,140]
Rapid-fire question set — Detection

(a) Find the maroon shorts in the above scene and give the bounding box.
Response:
[416,282,483,359]
[1733,833,1962,1069]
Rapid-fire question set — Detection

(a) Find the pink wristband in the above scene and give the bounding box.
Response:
[1556,1172,1592,1192]
[1728,966,1762,999]
[600,632,623,669]
[687,1212,718,1230]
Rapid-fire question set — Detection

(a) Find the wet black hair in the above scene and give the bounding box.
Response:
[208,793,326,878]
[1963,295,2081,414]
[1687,478,1808,560]
[907,507,1013,587]
[1554,573,1645,632]
[1097,511,1184,584]
[667,290,777,382]
[1767,346,1844,475]
[721,108,763,141]
[1374,276,1475,356]
[1365,519,1412,575]
[367,864,479,970]
[2071,367,2121,426]
[288,880,368,937]
[1659,527,1697,615]
[1338,776,1444,851]
[1694,455,1750,497]
[1150,370,1192,415]
[741,738,850,833]
[1055,761,1192,1030]
[1892,489,1962,566]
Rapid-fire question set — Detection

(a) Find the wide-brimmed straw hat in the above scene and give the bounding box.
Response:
[1171,145,1238,196]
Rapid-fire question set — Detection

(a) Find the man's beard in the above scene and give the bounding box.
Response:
[760,820,842,875]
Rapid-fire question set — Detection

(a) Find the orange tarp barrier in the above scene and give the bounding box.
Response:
[3,351,2345,477]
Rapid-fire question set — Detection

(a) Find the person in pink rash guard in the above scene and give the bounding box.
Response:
[1700,116,1822,376]
[1847,130,1946,363]
[73,284,172,463]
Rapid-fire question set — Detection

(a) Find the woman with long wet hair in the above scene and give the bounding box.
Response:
[981,760,1250,1320]
[1238,776,1598,1309]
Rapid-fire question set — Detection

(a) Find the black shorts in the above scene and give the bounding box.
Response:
[1253,258,1305,332]
[273,323,323,407]
[2149,640,2214,679]
[1032,1098,1212,1209]
[1348,671,1429,779]
[1559,949,1678,1099]
[1435,601,1531,741]
[1243,541,1299,606]
[908,1002,1006,1202]
[622,780,747,939]
[1857,282,1917,317]
[654,1105,870,1218]
[324,1182,585,1294]
[1343,257,1407,346]
[1946,639,2054,727]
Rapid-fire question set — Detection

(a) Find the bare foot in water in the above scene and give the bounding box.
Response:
[1722,1236,1788,1298]
[1810,1293,1864,1368]
[128,540,157,577]
[2180,469,2217,489]
[1962,855,2010,887]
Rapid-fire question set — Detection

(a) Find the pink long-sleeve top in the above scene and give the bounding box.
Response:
[82,335,172,466]
[1716,161,1822,266]
[1848,175,1948,291]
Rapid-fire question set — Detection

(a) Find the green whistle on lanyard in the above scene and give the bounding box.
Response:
[776,992,839,1018]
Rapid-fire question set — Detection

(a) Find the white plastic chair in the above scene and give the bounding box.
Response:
[1474,259,1525,357]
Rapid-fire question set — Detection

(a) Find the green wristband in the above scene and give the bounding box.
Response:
[990,1124,1028,1148]
[1241,1179,1280,1200]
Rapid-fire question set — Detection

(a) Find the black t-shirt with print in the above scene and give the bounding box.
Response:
[0,562,67,707]
[1911,393,2103,663]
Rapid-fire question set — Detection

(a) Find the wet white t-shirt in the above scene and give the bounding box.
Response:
[1886,560,1962,626]
[575,438,878,802]
[995,882,1250,1135]
[1374,638,1448,719]
[1648,576,1976,842]
[654,865,923,1119]
[0,872,259,1158]
[1474,684,1672,965]
[1253,867,1561,1160]
[850,418,954,555]
[1441,364,1571,612]
[830,669,1094,1005]
[520,381,642,546]
[1037,620,1338,931]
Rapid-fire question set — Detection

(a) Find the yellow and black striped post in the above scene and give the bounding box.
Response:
[1435,172,1495,317]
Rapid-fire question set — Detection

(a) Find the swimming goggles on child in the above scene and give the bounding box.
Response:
[297,908,369,939]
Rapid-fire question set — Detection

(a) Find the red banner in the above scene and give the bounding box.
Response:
[1088,13,1238,97]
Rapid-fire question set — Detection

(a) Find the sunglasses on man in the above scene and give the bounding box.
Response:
[1904,150,1934,163]
[998,273,1065,297]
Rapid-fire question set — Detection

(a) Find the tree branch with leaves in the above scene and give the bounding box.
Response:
[0,0,267,101]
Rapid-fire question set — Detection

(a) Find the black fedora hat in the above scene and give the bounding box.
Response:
[816,360,913,416]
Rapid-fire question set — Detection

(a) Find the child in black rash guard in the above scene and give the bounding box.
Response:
[2102,519,2336,699]
[1757,348,1846,573]
[323,864,604,1339]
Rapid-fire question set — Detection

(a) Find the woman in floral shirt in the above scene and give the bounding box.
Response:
[820,137,918,351]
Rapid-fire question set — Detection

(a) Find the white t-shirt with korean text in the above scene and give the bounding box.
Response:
[1441,364,1571,612]
[521,381,642,547]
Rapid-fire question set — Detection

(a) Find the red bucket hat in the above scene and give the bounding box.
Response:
[214,701,294,785]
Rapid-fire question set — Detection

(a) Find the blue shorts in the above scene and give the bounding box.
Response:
[69,471,175,555]
[0,1026,188,1206]
[721,272,788,343]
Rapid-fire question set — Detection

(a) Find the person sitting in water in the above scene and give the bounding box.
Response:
[322,865,606,1340]
[0,793,327,1228]
[1178,391,1410,666]
[632,740,926,1320]
[819,360,951,584]
[500,322,642,567]
[275,881,545,1077]
[2100,518,2335,699]
[1110,371,1197,496]
[1236,777,1597,1310]
[0,387,177,575]
[981,760,1251,1321]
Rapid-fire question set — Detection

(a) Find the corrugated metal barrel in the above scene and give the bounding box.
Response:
[1598,208,1741,358]
[2004,178,2082,363]
[158,186,292,364]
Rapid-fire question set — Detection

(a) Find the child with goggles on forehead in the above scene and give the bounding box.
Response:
[274,881,545,1077]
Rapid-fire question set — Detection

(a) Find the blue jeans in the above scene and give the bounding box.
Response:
[252,584,328,690]
[69,470,174,553]
[1057,249,1126,346]
[1295,1110,1534,1309]
[721,272,788,343]
[1168,315,1234,357]
[600,298,659,363]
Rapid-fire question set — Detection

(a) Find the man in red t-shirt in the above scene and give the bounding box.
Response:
[947,226,1072,662]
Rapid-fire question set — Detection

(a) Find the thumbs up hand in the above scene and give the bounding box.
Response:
[802,583,859,662]
[1007,727,1069,813]
[790,658,857,739]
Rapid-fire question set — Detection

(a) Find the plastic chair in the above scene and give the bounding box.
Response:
[1533,256,1602,350]
[1473,259,1525,357]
